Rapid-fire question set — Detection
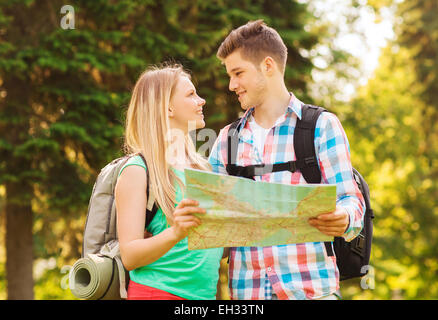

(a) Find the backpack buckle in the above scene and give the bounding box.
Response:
[351,233,365,258]
[304,156,318,167]
[287,161,297,173]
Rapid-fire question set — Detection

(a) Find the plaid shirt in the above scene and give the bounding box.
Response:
[208,93,365,300]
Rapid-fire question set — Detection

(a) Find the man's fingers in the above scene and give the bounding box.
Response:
[308,218,347,235]
[314,213,345,221]
[320,231,341,237]
[313,226,344,237]
[315,226,343,233]
[310,223,347,237]
[309,218,343,227]
[309,206,349,237]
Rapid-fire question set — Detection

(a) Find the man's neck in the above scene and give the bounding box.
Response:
[252,85,291,129]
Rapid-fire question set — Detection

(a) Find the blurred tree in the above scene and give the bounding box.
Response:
[338,0,438,299]
[0,0,321,299]
[397,0,438,173]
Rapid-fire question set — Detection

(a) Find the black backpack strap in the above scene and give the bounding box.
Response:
[227,161,302,179]
[225,116,318,180]
[226,118,243,176]
[293,104,327,183]
[294,105,333,256]
[226,118,292,179]
[137,153,159,228]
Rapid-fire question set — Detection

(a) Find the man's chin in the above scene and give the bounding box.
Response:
[239,102,251,110]
[238,97,257,110]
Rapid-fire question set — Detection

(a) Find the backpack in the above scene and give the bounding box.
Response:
[225,104,374,281]
[70,153,158,299]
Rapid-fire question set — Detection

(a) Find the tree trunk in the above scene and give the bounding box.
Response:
[5,178,34,300]
[2,66,35,299]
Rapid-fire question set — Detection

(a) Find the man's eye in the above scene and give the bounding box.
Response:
[236,72,242,76]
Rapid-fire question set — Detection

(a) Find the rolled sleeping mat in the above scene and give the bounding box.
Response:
[69,254,121,300]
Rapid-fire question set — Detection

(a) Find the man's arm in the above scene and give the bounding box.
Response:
[308,112,365,242]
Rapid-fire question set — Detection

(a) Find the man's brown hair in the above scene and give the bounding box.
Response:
[217,20,288,73]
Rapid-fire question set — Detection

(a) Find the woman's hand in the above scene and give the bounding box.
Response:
[170,199,205,242]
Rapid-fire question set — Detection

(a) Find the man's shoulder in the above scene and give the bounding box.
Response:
[218,118,242,136]
[313,109,349,144]
[316,109,343,129]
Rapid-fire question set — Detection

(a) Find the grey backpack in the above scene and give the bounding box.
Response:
[69,153,158,299]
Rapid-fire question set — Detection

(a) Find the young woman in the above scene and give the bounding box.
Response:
[115,64,223,300]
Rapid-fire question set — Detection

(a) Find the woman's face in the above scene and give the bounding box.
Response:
[169,75,206,133]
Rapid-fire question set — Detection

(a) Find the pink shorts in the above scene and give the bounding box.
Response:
[127,280,187,300]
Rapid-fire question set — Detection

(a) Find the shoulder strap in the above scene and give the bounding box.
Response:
[293,105,326,183]
[227,118,242,165]
[137,153,159,228]
[226,118,243,176]
[294,105,333,256]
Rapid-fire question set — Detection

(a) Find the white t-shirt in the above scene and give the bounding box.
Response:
[248,117,272,157]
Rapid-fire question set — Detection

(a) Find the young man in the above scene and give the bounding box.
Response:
[209,20,365,300]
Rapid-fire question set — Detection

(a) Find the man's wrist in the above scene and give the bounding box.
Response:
[341,207,355,240]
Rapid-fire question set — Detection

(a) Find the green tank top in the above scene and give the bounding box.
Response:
[118,155,223,300]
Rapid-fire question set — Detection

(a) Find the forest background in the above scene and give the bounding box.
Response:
[0,0,437,300]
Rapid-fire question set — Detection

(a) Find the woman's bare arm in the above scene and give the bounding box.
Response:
[115,165,204,271]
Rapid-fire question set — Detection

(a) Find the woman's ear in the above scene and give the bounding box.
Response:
[168,106,174,117]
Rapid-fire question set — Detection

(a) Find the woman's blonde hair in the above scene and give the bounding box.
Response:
[124,63,210,223]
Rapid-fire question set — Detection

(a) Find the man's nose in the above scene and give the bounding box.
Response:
[229,77,238,92]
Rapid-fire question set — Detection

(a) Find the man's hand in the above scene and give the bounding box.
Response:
[308,206,349,237]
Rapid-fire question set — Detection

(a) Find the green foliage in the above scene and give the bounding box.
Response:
[338,10,438,298]
[34,265,78,300]
[10,0,438,300]
[0,0,322,299]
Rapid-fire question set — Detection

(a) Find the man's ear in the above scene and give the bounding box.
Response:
[260,56,277,76]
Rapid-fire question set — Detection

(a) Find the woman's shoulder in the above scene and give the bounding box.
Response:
[118,154,147,178]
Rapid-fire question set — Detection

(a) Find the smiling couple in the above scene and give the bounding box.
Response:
[115,20,365,300]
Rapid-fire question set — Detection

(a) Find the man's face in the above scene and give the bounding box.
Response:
[223,50,268,110]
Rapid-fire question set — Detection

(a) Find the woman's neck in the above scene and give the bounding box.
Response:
[167,152,195,171]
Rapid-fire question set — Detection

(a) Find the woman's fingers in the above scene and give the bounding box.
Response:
[176,198,199,209]
[174,202,206,217]
[178,206,206,216]
[172,214,201,240]
[179,221,201,230]
[171,199,205,241]
[174,214,201,225]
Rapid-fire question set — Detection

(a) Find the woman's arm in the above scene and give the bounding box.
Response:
[115,165,204,271]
